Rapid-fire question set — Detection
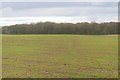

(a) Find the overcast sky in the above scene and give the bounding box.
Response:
[0,1,118,26]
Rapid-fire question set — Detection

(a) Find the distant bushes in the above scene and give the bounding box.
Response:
[2,22,118,35]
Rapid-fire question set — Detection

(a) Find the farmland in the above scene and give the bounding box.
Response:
[2,35,118,78]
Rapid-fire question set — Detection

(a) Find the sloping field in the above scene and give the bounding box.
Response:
[2,35,118,78]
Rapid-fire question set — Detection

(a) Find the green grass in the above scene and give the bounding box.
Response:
[2,35,118,78]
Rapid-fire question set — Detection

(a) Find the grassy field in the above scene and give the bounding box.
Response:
[2,35,118,78]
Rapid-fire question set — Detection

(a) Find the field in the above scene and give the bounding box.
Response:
[2,35,118,78]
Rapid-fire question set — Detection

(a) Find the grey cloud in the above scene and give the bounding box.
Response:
[2,2,117,10]
[1,7,117,17]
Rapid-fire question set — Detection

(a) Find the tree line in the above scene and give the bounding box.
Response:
[2,22,118,35]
